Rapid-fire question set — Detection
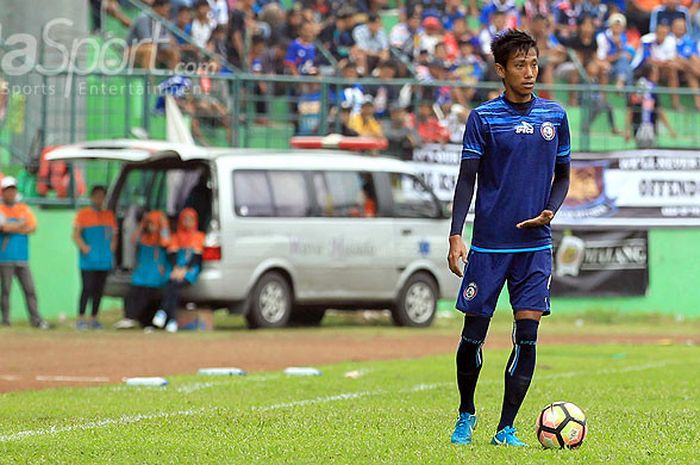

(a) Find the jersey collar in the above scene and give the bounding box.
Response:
[500,92,537,117]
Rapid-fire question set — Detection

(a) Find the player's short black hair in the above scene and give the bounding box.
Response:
[90,185,107,196]
[491,29,538,69]
[153,0,170,8]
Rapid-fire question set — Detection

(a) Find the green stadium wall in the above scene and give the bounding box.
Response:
[3,210,699,323]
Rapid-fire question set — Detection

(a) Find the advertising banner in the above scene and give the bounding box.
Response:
[552,230,648,296]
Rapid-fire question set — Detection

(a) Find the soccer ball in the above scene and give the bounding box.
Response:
[536,402,587,449]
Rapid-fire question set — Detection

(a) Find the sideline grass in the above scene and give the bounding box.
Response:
[0,343,697,464]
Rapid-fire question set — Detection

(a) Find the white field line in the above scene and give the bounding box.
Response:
[0,360,675,443]
[35,376,110,383]
[0,375,19,381]
[0,408,212,442]
[175,382,217,394]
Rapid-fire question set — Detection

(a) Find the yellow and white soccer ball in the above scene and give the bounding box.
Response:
[536,401,587,449]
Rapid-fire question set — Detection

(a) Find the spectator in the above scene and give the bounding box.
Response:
[522,0,553,28]
[625,64,678,147]
[553,0,585,39]
[353,13,390,73]
[259,3,286,47]
[72,185,117,330]
[632,22,680,107]
[208,25,230,61]
[249,34,275,121]
[90,0,132,32]
[558,15,605,103]
[229,0,255,68]
[414,100,449,143]
[339,61,366,113]
[127,0,180,69]
[0,177,48,329]
[207,0,229,26]
[478,10,509,57]
[670,16,700,109]
[151,208,205,333]
[338,101,361,136]
[174,6,199,62]
[582,0,609,30]
[284,3,304,40]
[650,0,691,32]
[390,8,422,58]
[191,62,234,144]
[479,0,519,29]
[626,0,657,35]
[529,14,568,98]
[442,0,467,30]
[418,16,445,56]
[370,59,400,117]
[381,104,421,160]
[452,37,484,104]
[349,96,385,137]
[320,6,359,62]
[191,0,214,49]
[596,12,635,88]
[445,103,470,143]
[115,211,171,330]
[285,21,318,76]
[443,16,469,62]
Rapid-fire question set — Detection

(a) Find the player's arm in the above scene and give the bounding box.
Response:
[448,159,479,277]
[448,110,484,278]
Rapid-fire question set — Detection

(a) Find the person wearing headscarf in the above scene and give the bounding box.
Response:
[151,208,205,332]
[114,211,171,329]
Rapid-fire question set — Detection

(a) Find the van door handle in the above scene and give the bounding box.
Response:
[401,228,413,236]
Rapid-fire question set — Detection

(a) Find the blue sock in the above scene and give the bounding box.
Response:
[497,318,539,431]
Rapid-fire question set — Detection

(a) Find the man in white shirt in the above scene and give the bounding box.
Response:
[191,0,215,49]
[631,21,679,108]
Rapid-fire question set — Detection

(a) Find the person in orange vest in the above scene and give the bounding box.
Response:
[0,177,48,328]
[114,211,171,329]
[72,186,118,330]
[151,208,205,333]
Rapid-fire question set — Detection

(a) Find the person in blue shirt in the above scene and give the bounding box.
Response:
[670,17,700,110]
[72,186,118,330]
[447,30,571,447]
[114,211,171,330]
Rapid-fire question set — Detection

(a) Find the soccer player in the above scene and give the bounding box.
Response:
[447,30,571,447]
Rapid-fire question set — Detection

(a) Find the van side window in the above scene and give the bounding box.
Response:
[315,172,377,218]
[268,171,311,217]
[389,173,439,218]
[233,171,274,217]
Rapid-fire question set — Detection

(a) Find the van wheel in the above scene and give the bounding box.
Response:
[392,272,437,327]
[290,307,326,326]
[246,272,292,329]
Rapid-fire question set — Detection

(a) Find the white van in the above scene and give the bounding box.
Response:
[49,140,460,328]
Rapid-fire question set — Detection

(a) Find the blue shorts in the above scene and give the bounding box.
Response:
[456,248,553,318]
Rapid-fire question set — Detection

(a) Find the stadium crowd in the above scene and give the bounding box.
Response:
[93,0,699,150]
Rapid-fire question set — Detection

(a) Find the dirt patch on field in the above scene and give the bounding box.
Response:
[0,326,696,394]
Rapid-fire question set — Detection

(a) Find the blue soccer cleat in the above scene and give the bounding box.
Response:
[491,426,528,447]
[451,412,477,445]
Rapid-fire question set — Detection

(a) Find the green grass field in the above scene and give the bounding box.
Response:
[0,313,698,465]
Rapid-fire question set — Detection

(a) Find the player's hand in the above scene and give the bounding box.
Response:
[516,210,554,229]
[80,244,91,254]
[447,235,468,278]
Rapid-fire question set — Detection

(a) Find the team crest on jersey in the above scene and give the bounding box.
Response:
[515,121,534,135]
[463,282,478,301]
[540,122,556,141]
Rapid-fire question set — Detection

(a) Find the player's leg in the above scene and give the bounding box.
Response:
[492,249,552,446]
[451,251,508,445]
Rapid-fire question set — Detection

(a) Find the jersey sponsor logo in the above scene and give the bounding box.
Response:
[541,121,556,141]
[515,121,534,135]
[463,282,478,301]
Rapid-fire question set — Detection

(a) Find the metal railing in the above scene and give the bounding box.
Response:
[2,67,700,204]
